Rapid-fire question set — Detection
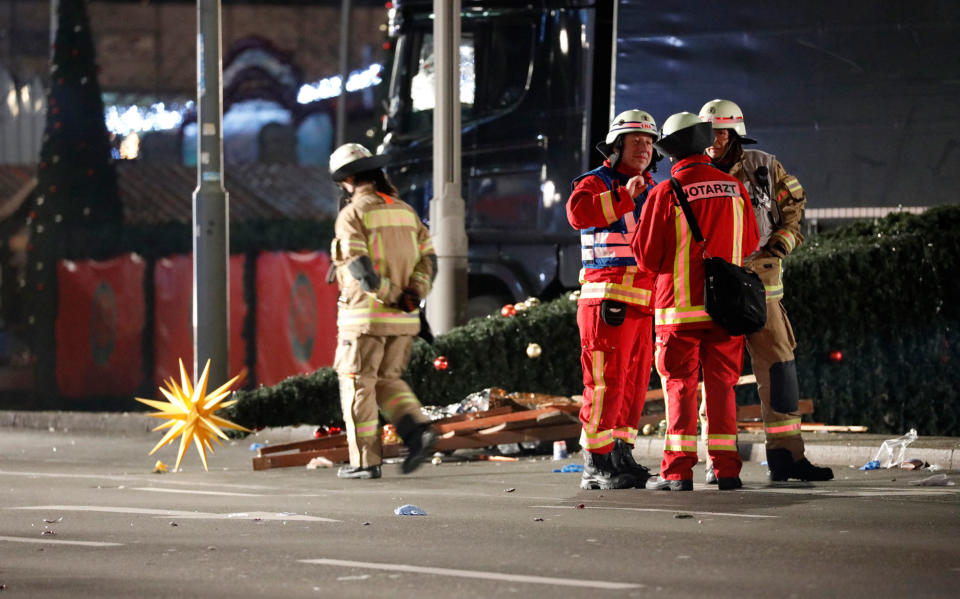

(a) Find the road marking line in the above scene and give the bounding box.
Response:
[299,558,642,589]
[0,535,122,547]
[9,506,339,522]
[129,487,265,497]
[0,470,275,490]
[529,505,778,519]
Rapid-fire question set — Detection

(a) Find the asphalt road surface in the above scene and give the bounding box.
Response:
[1,428,958,598]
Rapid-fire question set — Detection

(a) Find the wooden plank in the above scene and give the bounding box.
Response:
[253,444,402,471]
[435,422,583,451]
[645,374,758,403]
[435,407,573,435]
[257,433,348,456]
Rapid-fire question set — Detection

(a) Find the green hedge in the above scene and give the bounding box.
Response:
[225,205,960,437]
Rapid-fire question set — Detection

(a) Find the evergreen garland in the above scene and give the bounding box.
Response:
[225,205,960,436]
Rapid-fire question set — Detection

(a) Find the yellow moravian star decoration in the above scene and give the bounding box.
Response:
[135,359,250,471]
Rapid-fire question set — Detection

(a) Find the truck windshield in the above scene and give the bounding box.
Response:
[387,18,533,140]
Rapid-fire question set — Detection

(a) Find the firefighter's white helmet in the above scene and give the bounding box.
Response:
[329,142,389,182]
[698,99,757,144]
[654,112,715,159]
[605,109,659,145]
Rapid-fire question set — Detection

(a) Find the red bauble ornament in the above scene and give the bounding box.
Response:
[829,350,843,363]
[328,426,342,435]
[313,426,329,439]
[501,304,516,317]
[49,185,57,193]
[433,356,449,371]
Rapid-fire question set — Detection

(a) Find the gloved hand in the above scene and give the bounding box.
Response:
[397,287,421,312]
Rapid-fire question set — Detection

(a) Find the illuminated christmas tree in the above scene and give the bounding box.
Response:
[25,0,121,396]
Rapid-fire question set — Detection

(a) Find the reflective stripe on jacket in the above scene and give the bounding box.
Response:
[333,184,434,335]
[567,161,655,310]
[631,155,760,331]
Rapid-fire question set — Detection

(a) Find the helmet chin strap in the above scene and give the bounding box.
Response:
[608,136,625,171]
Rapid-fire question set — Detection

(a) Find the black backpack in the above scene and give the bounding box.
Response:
[669,178,766,336]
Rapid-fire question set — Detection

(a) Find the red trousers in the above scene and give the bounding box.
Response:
[655,325,744,480]
[577,302,654,453]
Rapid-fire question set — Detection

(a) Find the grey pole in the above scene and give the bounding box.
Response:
[426,0,468,334]
[192,0,229,388]
[336,0,351,147]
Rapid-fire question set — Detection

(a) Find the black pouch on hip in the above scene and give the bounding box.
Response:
[600,299,626,327]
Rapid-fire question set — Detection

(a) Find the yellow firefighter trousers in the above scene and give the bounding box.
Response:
[745,256,805,460]
[334,333,428,468]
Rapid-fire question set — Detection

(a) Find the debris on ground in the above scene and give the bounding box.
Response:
[394,504,427,516]
[871,428,918,468]
[908,473,955,487]
[306,456,334,469]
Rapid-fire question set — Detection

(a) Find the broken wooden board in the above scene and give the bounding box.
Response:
[252,405,582,470]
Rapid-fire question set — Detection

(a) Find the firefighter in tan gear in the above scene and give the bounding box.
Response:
[698,99,833,482]
[329,142,438,480]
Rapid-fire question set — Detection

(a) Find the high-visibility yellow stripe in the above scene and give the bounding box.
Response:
[580,428,614,450]
[765,418,801,438]
[355,419,380,437]
[589,351,606,431]
[337,308,420,327]
[772,229,797,252]
[599,190,617,224]
[706,433,738,451]
[783,175,802,195]
[579,281,651,306]
[731,196,744,264]
[664,434,697,452]
[363,208,419,230]
[673,205,693,307]
[656,305,711,327]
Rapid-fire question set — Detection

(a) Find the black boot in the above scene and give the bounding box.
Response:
[717,477,743,490]
[767,448,834,482]
[610,439,653,486]
[337,464,382,479]
[395,415,438,474]
[580,450,637,490]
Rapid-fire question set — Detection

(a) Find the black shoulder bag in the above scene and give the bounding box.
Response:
[669,178,767,335]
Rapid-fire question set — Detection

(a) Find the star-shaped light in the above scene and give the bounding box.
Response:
[135,359,250,471]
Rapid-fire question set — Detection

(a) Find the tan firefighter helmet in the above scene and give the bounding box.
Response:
[604,109,659,145]
[698,99,757,144]
[329,142,390,182]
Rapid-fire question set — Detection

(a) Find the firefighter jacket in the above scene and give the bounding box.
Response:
[566,160,655,311]
[729,149,805,259]
[332,183,435,336]
[632,154,760,331]
[728,149,806,301]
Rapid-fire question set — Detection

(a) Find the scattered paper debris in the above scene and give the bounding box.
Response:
[306,456,334,469]
[153,460,167,473]
[394,504,427,516]
[908,473,955,487]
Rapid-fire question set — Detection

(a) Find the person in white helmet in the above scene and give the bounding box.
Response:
[565,109,661,490]
[632,112,760,491]
[698,99,833,483]
[328,142,438,479]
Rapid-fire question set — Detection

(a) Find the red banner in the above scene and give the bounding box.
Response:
[55,254,146,397]
[153,254,247,390]
[255,251,338,386]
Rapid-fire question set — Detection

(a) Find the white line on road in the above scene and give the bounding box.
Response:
[0,469,276,490]
[299,558,643,590]
[129,487,265,497]
[9,506,339,522]
[529,505,778,519]
[0,535,122,547]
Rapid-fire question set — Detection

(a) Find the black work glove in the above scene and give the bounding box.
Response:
[397,287,421,312]
[600,299,626,327]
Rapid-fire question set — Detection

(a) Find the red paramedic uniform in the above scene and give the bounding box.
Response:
[567,160,655,454]
[631,154,759,481]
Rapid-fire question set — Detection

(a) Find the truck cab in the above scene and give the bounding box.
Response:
[379,1,611,319]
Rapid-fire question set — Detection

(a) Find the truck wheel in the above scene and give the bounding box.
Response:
[466,294,509,321]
